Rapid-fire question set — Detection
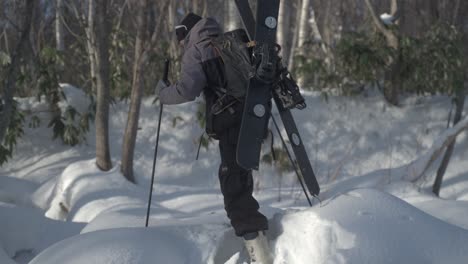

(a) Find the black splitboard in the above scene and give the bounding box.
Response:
[236,0,320,196]
[273,95,320,196]
[236,0,280,170]
[234,0,256,40]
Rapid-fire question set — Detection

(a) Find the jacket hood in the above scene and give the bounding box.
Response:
[183,18,221,50]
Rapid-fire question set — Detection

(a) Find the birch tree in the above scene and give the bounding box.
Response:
[225,0,242,31]
[296,0,311,87]
[277,0,292,64]
[55,0,65,52]
[121,0,170,182]
[288,0,302,72]
[120,0,150,183]
[364,0,401,106]
[86,0,112,171]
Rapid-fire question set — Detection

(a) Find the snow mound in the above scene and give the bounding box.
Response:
[0,247,16,264]
[31,189,468,264]
[0,203,84,263]
[29,228,199,264]
[0,176,37,207]
[45,159,146,222]
[30,223,228,264]
[58,83,90,114]
[272,188,468,264]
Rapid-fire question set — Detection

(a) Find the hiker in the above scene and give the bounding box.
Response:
[155,13,272,263]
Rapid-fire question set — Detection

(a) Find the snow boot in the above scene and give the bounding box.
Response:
[243,231,273,264]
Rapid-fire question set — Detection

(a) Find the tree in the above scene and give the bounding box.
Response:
[224,0,242,31]
[277,0,293,64]
[295,0,310,88]
[0,0,35,164]
[85,0,112,171]
[55,0,65,52]
[120,0,150,183]
[433,88,466,196]
[167,1,179,66]
[432,0,467,196]
[121,0,170,182]
[364,0,402,106]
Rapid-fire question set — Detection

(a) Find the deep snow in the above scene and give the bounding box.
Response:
[1,86,468,263]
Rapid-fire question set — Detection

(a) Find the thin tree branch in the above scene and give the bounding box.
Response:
[364,0,389,34]
[390,0,398,16]
[452,0,461,26]
[364,0,398,49]
[149,0,170,48]
[405,117,468,182]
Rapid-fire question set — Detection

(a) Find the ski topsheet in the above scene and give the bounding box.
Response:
[237,0,280,170]
[273,95,320,196]
[235,0,320,196]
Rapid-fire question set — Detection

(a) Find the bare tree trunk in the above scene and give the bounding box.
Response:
[121,0,150,183]
[288,0,302,73]
[149,0,170,49]
[364,0,401,106]
[0,0,35,142]
[192,0,207,16]
[56,0,65,51]
[406,116,468,182]
[452,0,461,25]
[86,0,97,93]
[433,5,467,195]
[201,0,208,18]
[296,0,310,87]
[86,0,112,171]
[364,0,399,49]
[224,0,242,31]
[297,0,310,50]
[168,1,179,66]
[278,0,292,64]
[321,0,332,47]
[433,88,466,196]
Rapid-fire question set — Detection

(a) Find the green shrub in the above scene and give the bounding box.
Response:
[0,101,25,166]
[400,23,464,95]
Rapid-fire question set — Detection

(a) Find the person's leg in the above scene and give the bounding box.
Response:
[218,125,268,237]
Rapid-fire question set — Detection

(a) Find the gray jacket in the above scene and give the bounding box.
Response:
[159,18,222,104]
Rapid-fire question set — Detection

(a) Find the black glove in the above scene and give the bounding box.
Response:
[155,79,170,95]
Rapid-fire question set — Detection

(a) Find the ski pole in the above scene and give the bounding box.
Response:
[146,59,170,227]
[271,115,312,207]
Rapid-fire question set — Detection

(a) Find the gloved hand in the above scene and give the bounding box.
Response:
[155,79,170,95]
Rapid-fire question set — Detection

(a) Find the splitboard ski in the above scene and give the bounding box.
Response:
[235,0,320,196]
[236,0,280,170]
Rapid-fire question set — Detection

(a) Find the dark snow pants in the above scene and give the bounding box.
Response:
[212,104,269,236]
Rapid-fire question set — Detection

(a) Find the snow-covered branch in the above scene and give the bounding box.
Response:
[363,0,399,49]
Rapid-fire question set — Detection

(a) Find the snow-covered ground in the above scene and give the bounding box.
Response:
[1,86,468,263]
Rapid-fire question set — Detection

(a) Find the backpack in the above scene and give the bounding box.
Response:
[204,29,254,139]
[211,29,254,101]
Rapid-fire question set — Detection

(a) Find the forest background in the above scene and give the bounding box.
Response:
[1,0,467,196]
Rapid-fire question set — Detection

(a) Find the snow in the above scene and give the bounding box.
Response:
[273,189,468,263]
[1,87,468,263]
[57,83,91,114]
[380,13,395,25]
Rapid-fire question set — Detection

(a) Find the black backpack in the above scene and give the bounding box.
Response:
[211,29,254,101]
[204,29,253,139]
